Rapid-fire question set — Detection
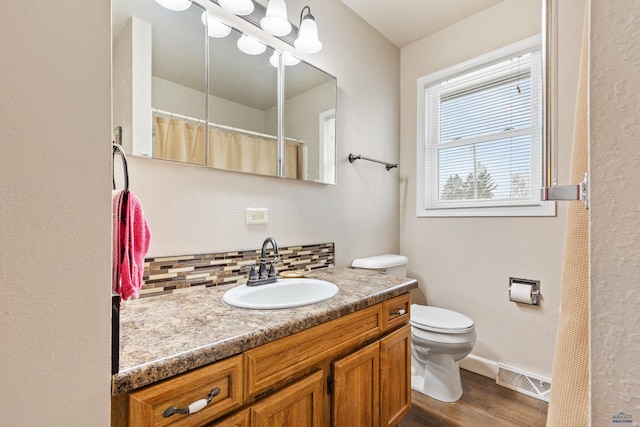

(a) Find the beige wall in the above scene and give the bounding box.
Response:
[0,1,112,426]
[400,0,585,379]
[8,0,637,424]
[134,0,401,265]
[1,0,399,424]
[590,0,640,423]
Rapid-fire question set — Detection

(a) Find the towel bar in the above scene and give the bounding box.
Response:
[348,153,397,171]
[112,142,129,193]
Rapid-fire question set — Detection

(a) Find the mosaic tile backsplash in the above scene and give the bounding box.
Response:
[140,242,335,298]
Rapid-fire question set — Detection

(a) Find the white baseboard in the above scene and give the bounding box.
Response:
[459,353,498,379]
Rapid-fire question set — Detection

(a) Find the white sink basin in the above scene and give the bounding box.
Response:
[223,278,339,309]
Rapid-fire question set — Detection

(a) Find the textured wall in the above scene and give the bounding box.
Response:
[590,0,640,423]
[400,0,585,379]
[0,1,112,425]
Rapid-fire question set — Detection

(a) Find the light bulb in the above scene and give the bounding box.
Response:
[260,0,292,37]
[237,34,267,55]
[269,51,300,67]
[154,0,191,11]
[219,0,254,16]
[201,11,232,38]
[294,9,322,54]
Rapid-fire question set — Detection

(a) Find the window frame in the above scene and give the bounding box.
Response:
[416,35,555,218]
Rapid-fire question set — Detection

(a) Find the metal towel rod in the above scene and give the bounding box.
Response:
[348,154,397,171]
[112,142,129,192]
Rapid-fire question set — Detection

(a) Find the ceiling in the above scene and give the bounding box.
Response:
[339,0,505,48]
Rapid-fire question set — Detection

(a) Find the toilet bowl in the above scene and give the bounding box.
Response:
[410,304,476,402]
[351,254,477,403]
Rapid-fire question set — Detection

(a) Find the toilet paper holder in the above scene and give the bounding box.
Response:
[509,277,540,305]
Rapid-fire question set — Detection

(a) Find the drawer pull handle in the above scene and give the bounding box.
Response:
[390,309,406,316]
[162,387,221,418]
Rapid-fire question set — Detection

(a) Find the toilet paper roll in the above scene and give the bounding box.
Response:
[510,283,534,304]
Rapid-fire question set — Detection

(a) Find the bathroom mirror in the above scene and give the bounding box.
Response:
[284,59,337,183]
[208,26,279,177]
[111,0,338,184]
[112,0,207,163]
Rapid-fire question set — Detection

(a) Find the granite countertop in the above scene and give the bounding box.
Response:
[112,267,417,395]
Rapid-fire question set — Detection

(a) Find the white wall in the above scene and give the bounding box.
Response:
[590,0,640,423]
[400,0,585,379]
[134,0,401,265]
[0,1,112,426]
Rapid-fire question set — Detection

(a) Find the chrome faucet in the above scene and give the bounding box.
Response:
[247,237,280,286]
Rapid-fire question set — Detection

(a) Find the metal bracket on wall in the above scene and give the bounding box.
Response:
[541,172,588,209]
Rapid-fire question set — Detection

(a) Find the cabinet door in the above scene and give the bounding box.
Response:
[251,370,325,427]
[380,325,411,427]
[332,341,380,427]
[209,408,250,427]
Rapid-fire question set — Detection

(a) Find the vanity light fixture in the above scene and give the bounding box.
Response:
[294,6,322,54]
[219,0,254,16]
[269,51,300,67]
[237,33,267,55]
[260,0,292,37]
[154,0,191,12]
[201,10,232,38]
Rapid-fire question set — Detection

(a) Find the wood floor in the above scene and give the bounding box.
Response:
[398,369,548,427]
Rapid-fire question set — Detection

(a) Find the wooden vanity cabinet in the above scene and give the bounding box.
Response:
[114,293,412,427]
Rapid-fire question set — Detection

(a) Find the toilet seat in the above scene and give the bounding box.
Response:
[410,304,474,334]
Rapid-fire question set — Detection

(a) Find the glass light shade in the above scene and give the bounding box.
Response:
[201,11,232,38]
[154,0,191,11]
[294,15,322,54]
[237,34,267,55]
[260,0,292,37]
[269,51,301,67]
[219,0,254,16]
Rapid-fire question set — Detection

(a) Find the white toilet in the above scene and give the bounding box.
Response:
[352,254,476,403]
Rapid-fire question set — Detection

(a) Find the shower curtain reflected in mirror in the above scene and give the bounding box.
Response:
[154,116,206,165]
[153,116,302,178]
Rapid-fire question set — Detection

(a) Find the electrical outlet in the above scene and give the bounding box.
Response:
[246,208,268,224]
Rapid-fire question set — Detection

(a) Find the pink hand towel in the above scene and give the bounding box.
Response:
[117,191,151,301]
[112,189,125,293]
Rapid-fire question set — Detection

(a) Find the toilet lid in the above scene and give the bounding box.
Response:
[410,304,474,333]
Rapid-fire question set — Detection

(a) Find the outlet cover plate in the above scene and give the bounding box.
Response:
[246,208,268,224]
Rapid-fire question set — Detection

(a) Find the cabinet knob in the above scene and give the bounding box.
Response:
[390,309,406,316]
[162,387,220,418]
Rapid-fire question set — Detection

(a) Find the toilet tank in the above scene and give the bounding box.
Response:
[351,254,409,277]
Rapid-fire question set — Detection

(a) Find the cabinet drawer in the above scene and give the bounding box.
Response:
[382,293,411,331]
[244,304,382,400]
[129,355,243,427]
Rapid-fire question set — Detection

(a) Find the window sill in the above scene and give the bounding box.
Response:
[417,201,556,218]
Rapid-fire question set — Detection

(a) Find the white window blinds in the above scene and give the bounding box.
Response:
[418,37,552,216]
